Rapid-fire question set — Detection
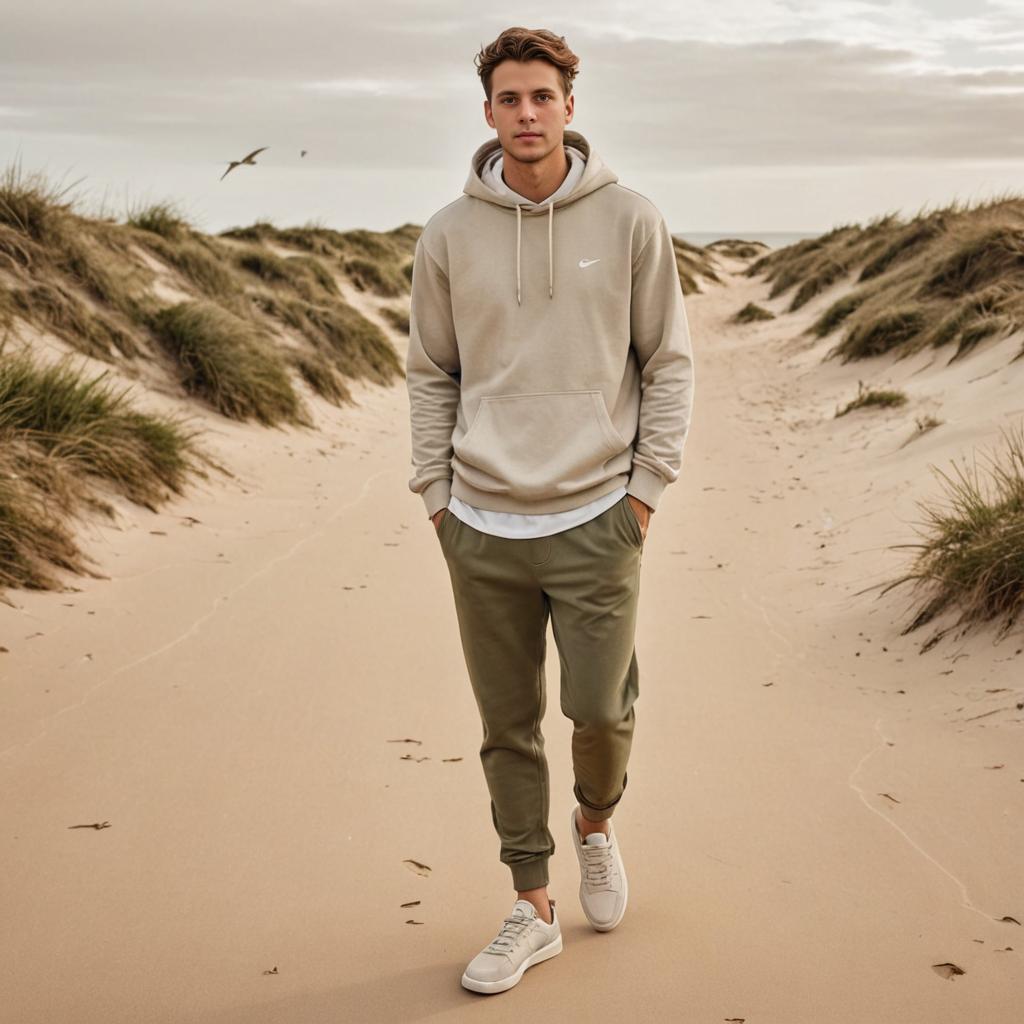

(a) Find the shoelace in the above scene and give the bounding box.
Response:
[485,912,534,955]
[581,841,618,890]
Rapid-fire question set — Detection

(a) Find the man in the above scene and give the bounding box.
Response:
[405,26,695,994]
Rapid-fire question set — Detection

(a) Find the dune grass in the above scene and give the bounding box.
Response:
[378,303,410,334]
[750,196,1024,364]
[125,200,191,241]
[288,350,350,405]
[0,158,414,594]
[0,344,209,591]
[835,380,908,416]
[147,301,311,427]
[879,421,1024,645]
[707,238,769,260]
[219,220,417,299]
[670,236,721,295]
[733,302,775,323]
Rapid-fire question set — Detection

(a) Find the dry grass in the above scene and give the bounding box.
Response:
[733,302,775,324]
[749,195,1024,364]
[835,380,908,416]
[671,236,721,295]
[0,343,210,592]
[878,421,1024,646]
[0,158,418,593]
[147,301,312,427]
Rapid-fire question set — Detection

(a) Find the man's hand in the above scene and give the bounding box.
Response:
[626,494,652,541]
[431,508,447,532]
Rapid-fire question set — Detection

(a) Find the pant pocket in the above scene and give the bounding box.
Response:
[620,495,644,547]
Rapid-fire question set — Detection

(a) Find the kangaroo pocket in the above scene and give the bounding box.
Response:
[453,389,627,499]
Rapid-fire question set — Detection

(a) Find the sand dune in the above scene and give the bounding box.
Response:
[1,252,1021,1022]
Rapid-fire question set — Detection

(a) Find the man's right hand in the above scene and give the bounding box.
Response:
[431,509,447,532]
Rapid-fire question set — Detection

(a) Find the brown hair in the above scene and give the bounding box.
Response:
[474,27,580,103]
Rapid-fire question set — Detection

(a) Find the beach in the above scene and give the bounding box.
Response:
[1,251,1021,1023]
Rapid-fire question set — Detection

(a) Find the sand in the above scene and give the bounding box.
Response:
[1,258,1021,1023]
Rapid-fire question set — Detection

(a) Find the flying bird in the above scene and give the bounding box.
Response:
[301,149,308,158]
[220,146,269,181]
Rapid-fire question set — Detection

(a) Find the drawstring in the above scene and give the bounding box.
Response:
[516,203,522,306]
[548,201,553,298]
[514,201,555,305]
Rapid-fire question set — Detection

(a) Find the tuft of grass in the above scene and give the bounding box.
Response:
[136,233,241,306]
[671,236,721,295]
[342,255,409,298]
[706,238,770,260]
[299,301,404,384]
[831,307,927,362]
[0,157,81,246]
[859,218,944,281]
[788,258,849,311]
[0,345,204,511]
[235,247,295,285]
[810,289,871,337]
[922,226,1024,299]
[878,421,1024,645]
[378,303,410,334]
[147,300,311,426]
[288,351,350,405]
[732,302,775,323]
[835,379,909,416]
[7,282,138,360]
[126,200,191,240]
[0,441,93,590]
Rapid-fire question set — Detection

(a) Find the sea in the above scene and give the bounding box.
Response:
[676,231,820,250]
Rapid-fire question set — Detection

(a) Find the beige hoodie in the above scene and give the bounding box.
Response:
[406,129,695,519]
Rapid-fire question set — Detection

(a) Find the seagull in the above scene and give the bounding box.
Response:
[301,149,308,158]
[220,146,269,181]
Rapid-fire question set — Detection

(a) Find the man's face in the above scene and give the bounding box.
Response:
[484,58,574,164]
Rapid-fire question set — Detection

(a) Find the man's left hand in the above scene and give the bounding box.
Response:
[626,494,652,541]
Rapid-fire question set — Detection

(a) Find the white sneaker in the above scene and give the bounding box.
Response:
[571,804,628,931]
[461,898,562,994]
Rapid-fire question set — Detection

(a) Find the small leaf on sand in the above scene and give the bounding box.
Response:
[400,754,430,762]
[931,962,965,979]
[406,919,424,925]
[387,738,423,744]
[262,966,278,975]
[442,757,463,762]
[879,793,901,803]
[998,915,1021,925]
[401,900,421,908]
[68,821,111,829]
[404,859,431,876]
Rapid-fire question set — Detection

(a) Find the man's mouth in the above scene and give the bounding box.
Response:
[517,132,541,138]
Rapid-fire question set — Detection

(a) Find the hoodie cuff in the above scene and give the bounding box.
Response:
[421,478,452,519]
[626,465,667,511]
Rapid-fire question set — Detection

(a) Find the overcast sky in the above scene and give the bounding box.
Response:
[3,1,1023,236]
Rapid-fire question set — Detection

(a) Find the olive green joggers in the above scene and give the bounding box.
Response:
[436,492,644,891]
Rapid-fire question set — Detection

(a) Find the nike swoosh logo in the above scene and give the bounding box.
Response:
[578,258,601,268]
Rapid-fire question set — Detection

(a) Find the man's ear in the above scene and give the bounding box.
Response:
[483,100,494,129]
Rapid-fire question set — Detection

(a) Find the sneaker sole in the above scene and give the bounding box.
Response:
[571,805,629,931]
[460,931,563,994]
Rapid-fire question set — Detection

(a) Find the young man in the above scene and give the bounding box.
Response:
[405,27,695,994]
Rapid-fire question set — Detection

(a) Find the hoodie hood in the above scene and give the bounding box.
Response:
[463,129,618,304]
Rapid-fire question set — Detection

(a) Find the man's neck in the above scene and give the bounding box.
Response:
[500,143,569,205]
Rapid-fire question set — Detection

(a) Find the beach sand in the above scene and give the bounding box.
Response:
[1,259,1021,1022]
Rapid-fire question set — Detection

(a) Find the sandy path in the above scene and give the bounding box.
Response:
[1,263,1020,1022]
